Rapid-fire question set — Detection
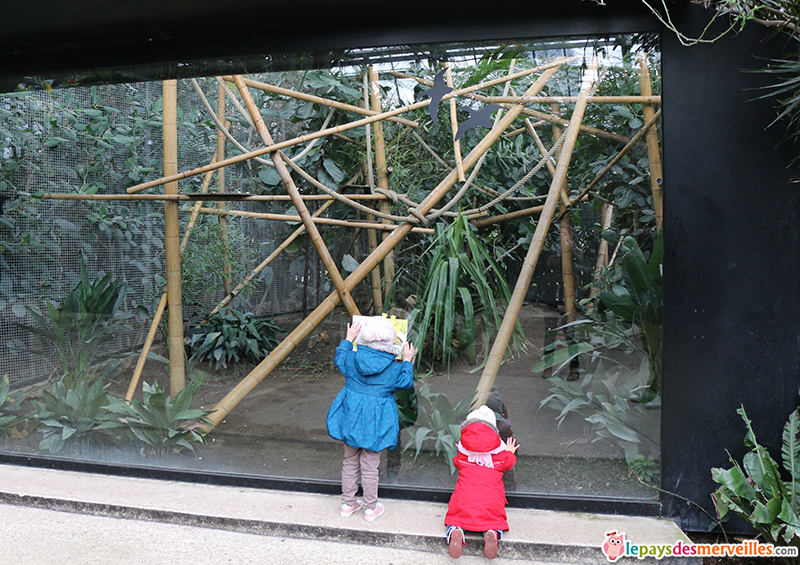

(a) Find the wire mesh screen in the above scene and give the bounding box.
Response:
[0,79,357,386]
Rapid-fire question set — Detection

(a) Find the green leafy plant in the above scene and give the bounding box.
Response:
[627,454,660,486]
[536,233,662,463]
[408,214,523,367]
[102,381,214,456]
[0,375,22,438]
[186,307,284,372]
[539,357,661,461]
[32,378,111,454]
[14,254,132,386]
[402,383,475,474]
[712,404,800,560]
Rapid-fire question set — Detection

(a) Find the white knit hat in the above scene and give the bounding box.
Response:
[466,405,497,428]
[354,316,400,356]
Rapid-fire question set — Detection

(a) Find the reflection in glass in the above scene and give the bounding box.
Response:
[0,34,661,500]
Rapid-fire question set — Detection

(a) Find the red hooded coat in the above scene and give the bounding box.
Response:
[444,422,516,532]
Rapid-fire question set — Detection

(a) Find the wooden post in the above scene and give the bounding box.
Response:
[446,64,466,182]
[205,64,564,430]
[362,76,383,315]
[550,103,577,322]
[232,75,360,317]
[590,203,614,300]
[474,58,599,407]
[369,66,396,305]
[216,82,233,294]
[162,80,185,397]
[638,53,664,232]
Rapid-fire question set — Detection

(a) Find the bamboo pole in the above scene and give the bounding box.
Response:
[471,195,590,228]
[222,75,418,128]
[484,95,661,104]
[550,103,577,322]
[560,107,663,219]
[638,53,664,232]
[473,57,599,407]
[205,64,564,431]
[41,193,391,202]
[210,200,335,315]
[369,66,396,305]
[125,293,168,402]
[446,64,466,182]
[190,206,436,233]
[216,83,233,295]
[128,58,577,195]
[589,203,614,300]
[233,76,361,317]
[162,80,185,397]
[361,77,383,315]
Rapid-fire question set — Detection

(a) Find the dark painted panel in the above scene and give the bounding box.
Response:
[661,4,800,531]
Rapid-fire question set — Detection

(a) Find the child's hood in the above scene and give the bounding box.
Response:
[354,345,397,376]
[459,422,502,453]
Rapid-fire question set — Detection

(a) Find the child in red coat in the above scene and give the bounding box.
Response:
[445,405,519,559]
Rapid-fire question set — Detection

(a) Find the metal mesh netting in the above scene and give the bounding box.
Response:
[0,80,355,385]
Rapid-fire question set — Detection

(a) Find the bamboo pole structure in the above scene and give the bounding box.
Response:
[210,200,335,316]
[369,66,396,305]
[41,193,391,202]
[589,203,615,300]
[221,75,418,128]
[560,108,662,218]
[128,58,576,194]
[216,83,233,295]
[387,69,632,145]
[162,80,185,397]
[473,58,599,408]
[232,75,361,317]
[190,206,436,233]
[446,64,466,182]
[638,53,664,231]
[205,64,564,431]
[549,103,577,322]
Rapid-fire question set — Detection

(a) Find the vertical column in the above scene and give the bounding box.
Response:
[162,79,185,396]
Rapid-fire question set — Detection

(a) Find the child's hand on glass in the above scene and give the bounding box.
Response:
[505,437,520,453]
[346,321,362,342]
[401,342,415,362]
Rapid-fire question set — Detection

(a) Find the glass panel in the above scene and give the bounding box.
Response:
[0,34,661,500]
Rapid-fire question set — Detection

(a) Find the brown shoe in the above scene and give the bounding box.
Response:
[484,530,498,559]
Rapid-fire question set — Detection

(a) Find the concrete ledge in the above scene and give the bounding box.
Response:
[0,463,697,563]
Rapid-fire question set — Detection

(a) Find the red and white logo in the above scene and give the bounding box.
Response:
[602,531,626,562]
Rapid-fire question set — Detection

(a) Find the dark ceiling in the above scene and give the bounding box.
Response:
[0,1,671,90]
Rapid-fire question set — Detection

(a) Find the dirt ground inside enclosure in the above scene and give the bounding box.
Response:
[3,303,658,500]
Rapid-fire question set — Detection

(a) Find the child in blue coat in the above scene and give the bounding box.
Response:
[326,317,415,522]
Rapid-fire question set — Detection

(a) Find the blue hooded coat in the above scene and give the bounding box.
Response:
[326,339,414,452]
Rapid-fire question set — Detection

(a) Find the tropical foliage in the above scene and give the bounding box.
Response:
[712,404,800,561]
[185,307,284,372]
[402,383,475,473]
[14,253,132,386]
[407,214,523,368]
[103,381,213,456]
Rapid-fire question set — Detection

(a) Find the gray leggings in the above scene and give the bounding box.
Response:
[341,444,381,511]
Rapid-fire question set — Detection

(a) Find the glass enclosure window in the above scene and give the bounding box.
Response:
[0,34,662,500]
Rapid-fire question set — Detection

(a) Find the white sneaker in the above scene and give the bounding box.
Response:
[364,502,385,522]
